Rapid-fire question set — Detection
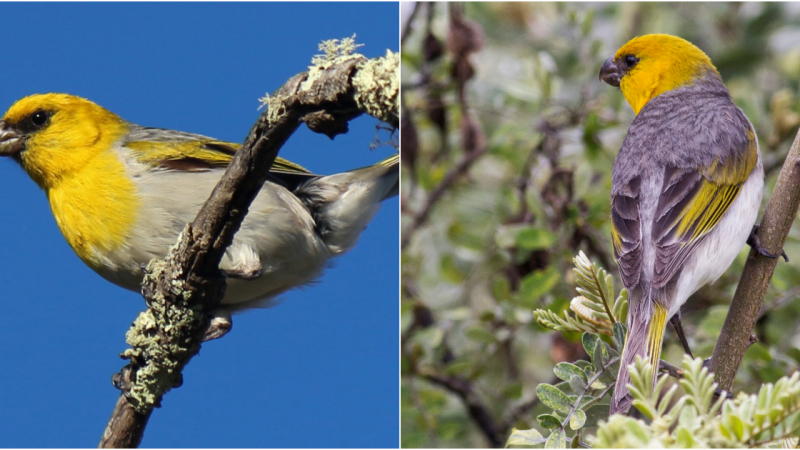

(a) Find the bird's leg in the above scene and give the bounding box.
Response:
[669,312,694,359]
[204,309,233,341]
[670,313,732,400]
[747,225,789,261]
[223,241,264,279]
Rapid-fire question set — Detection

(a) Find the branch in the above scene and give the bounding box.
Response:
[419,370,504,448]
[98,45,399,448]
[400,146,488,250]
[710,126,800,391]
[401,2,422,45]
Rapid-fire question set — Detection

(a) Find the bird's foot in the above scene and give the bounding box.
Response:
[204,310,233,341]
[714,387,733,400]
[224,242,264,279]
[747,225,788,261]
[225,267,264,280]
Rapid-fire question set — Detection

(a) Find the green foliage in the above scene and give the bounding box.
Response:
[507,345,618,448]
[507,256,623,448]
[507,428,545,448]
[402,2,800,448]
[533,251,628,336]
[591,356,800,448]
[508,352,800,448]
[508,257,800,448]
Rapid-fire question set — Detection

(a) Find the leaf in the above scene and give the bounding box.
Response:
[570,409,586,430]
[590,379,607,390]
[537,384,574,414]
[439,254,465,283]
[572,429,583,448]
[675,427,694,447]
[728,413,745,441]
[583,403,610,428]
[582,332,598,356]
[495,224,528,249]
[592,338,608,371]
[745,342,772,363]
[545,428,566,449]
[515,227,557,251]
[569,374,587,394]
[506,428,545,448]
[612,289,628,323]
[503,383,523,399]
[519,268,561,304]
[465,326,496,343]
[554,362,589,383]
[613,322,627,351]
[570,297,612,333]
[538,414,562,429]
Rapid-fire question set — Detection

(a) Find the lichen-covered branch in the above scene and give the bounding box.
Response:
[98,41,399,448]
[710,126,800,392]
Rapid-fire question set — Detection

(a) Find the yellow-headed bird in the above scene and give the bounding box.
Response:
[0,93,398,340]
[599,35,773,414]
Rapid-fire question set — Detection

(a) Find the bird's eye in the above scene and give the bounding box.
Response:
[624,55,638,68]
[30,110,50,128]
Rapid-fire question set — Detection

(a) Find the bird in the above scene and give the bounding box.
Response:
[599,34,776,414]
[0,93,398,340]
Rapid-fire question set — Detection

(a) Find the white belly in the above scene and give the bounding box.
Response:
[669,159,764,319]
[91,168,331,310]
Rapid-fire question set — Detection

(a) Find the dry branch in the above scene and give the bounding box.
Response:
[710,127,800,391]
[98,44,398,448]
[420,370,504,448]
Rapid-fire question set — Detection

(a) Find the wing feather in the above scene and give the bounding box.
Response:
[121,125,318,188]
[612,133,758,290]
[611,176,642,287]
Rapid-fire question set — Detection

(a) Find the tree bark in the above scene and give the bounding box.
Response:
[710,127,800,391]
[98,44,398,448]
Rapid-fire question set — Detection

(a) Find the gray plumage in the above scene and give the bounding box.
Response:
[610,70,763,414]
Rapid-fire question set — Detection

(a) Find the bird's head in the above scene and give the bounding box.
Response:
[0,93,128,188]
[599,34,719,115]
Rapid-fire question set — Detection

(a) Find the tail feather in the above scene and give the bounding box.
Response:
[368,153,400,201]
[295,153,399,254]
[610,295,668,415]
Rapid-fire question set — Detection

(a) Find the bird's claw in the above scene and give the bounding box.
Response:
[747,225,788,262]
[203,310,233,341]
[714,386,733,400]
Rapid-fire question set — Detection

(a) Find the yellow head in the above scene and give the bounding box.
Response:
[0,93,138,261]
[0,93,129,189]
[599,34,719,115]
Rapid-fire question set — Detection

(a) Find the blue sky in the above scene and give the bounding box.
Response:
[0,3,398,448]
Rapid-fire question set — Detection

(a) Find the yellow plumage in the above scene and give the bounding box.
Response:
[0,93,399,339]
[614,34,719,115]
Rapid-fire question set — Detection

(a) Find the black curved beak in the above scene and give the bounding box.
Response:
[599,57,621,87]
[0,121,24,156]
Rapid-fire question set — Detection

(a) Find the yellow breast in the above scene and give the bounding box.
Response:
[46,147,139,266]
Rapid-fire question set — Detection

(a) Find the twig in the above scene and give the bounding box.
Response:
[560,357,620,431]
[710,126,800,392]
[401,2,422,46]
[405,375,441,447]
[658,360,684,379]
[401,146,488,249]
[420,370,504,448]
